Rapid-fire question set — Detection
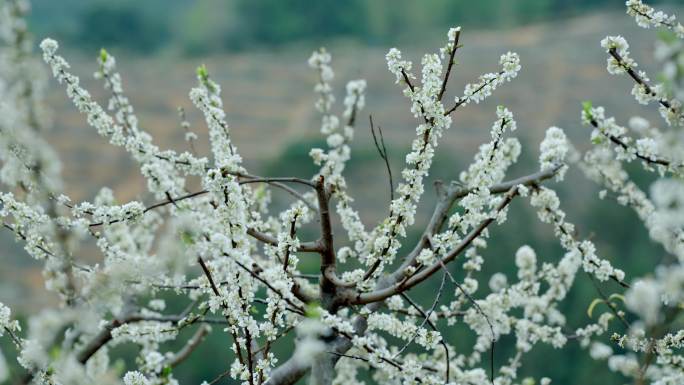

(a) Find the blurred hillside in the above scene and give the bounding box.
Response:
[30,0,678,54]
[35,9,672,212]
[2,3,683,385]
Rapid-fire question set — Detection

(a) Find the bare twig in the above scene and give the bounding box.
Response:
[438,29,461,101]
[400,290,451,383]
[393,273,447,358]
[165,324,211,369]
[370,115,394,203]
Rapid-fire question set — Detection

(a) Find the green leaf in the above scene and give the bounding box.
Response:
[49,346,61,360]
[180,231,195,245]
[196,64,209,81]
[587,298,604,318]
[608,294,625,303]
[582,100,593,116]
[99,48,108,63]
[113,359,126,376]
[305,302,322,319]
[162,366,172,378]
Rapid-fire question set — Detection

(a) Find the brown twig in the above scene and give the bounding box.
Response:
[352,186,519,305]
[438,29,461,101]
[608,47,672,111]
[164,324,211,369]
[197,256,246,365]
[370,115,394,203]
[315,175,340,306]
[587,117,677,169]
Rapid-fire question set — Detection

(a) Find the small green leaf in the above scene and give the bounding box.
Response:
[49,346,61,360]
[582,100,593,116]
[162,366,172,378]
[196,64,209,81]
[587,298,604,318]
[180,231,195,245]
[608,294,625,303]
[113,359,126,375]
[99,48,108,63]
[305,302,322,319]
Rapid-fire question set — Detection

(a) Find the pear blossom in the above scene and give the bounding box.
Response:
[570,2,684,384]
[4,1,684,384]
[626,0,684,38]
[458,52,521,105]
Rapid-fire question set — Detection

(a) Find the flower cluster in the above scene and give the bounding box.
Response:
[457,51,521,105]
[626,0,684,38]
[539,126,569,180]
[571,2,684,384]
[600,34,684,126]
[0,302,20,338]
[600,35,634,75]
[529,187,625,283]
[583,105,683,176]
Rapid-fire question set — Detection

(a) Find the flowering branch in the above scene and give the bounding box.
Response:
[5,2,677,383]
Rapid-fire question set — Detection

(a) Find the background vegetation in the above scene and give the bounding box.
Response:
[30,0,676,54]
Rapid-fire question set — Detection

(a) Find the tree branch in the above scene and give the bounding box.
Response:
[314,175,343,308]
[438,29,461,101]
[197,256,246,366]
[351,186,519,305]
[165,324,211,369]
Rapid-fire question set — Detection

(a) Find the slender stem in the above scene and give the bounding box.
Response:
[588,117,676,169]
[608,47,672,110]
[197,256,246,365]
[438,30,461,101]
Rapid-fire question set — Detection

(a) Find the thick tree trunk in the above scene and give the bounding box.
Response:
[309,355,335,385]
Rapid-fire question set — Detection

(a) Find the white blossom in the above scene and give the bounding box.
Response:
[626,0,684,38]
[539,126,569,180]
[123,371,152,385]
[457,52,521,105]
[3,4,684,384]
[625,279,661,325]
